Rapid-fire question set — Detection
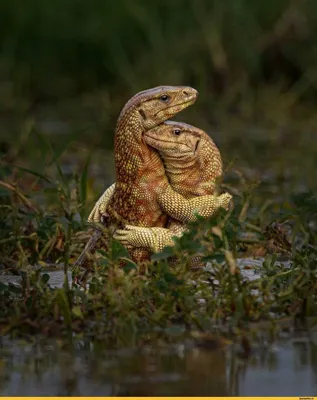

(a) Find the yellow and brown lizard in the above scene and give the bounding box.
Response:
[96,121,230,258]
[113,120,227,254]
[76,86,230,267]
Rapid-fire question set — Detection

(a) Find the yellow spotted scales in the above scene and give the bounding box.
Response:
[108,121,231,254]
[75,86,231,269]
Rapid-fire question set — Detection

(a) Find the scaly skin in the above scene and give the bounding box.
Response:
[76,86,230,268]
[92,121,232,261]
[76,85,199,268]
[114,121,230,253]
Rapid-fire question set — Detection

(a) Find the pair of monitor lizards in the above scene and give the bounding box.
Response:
[75,85,232,270]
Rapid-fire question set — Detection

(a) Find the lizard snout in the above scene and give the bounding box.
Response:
[181,87,198,102]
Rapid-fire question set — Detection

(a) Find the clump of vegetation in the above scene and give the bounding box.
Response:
[0,131,316,346]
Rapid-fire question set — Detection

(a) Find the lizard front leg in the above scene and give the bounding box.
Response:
[114,225,183,253]
[158,186,232,223]
[114,223,205,269]
[88,184,232,228]
[114,189,232,253]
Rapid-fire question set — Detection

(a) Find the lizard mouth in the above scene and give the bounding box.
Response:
[145,136,192,151]
[194,139,200,153]
[154,96,197,118]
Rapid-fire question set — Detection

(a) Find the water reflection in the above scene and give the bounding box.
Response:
[1,333,316,396]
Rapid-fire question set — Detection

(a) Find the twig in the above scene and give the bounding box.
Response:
[0,179,38,212]
[0,234,38,245]
[236,238,266,245]
[73,225,104,269]
[245,223,262,233]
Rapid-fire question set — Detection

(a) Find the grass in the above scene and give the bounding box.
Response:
[0,127,316,346]
[0,0,317,346]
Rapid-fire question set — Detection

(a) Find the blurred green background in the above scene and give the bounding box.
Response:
[1,0,317,201]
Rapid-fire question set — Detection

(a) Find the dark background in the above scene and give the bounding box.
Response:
[1,0,316,208]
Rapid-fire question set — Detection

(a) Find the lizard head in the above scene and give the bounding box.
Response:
[119,86,198,130]
[144,121,202,160]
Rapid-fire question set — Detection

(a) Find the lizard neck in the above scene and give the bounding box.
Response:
[161,154,204,198]
[114,106,147,183]
[115,105,143,150]
[160,136,223,198]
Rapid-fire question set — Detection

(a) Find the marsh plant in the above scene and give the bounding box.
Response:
[0,139,316,345]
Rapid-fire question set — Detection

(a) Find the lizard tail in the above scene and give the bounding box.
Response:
[73,227,103,269]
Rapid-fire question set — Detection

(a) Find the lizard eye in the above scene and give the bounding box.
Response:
[174,129,181,136]
[160,94,170,102]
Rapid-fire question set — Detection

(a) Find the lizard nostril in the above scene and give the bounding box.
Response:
[182,88,198,98]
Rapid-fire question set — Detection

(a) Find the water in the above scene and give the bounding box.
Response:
[1,333,317,396]
[2,258,316,396]
[0,270,72,289]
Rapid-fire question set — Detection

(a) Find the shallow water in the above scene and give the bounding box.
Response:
[0,269,72,288]
[1,332,317,396]
[2,257,314,396]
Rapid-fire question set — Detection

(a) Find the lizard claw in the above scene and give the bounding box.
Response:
[113,228,132,246]
[88,205,110,224]
[87,183,116,223]
[113,229,132,247]
[124,224,145,231]
[87,204,103,223]
[218,192,233,210]
[113,225,143,243]
[114,225,153,249]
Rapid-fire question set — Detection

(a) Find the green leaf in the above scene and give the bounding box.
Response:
[164,271,183,285]
[0,282,9,292]
[55,161,68,188]
[96,249,109,258]
[121,257,138,273]
[8,283,22,294]
[33,129,52,156]
[72,305,84,319]
[178,235,203,252]
[203,253,226,263]
[34,129,67,188]
[12,165,52,183]
[151,246,174,261]
[80,152,92,207]
[55,289,72,326]
[111,239,131,260]
[47,139,71,167]
[41,273,50,284]
[98,258,110,268]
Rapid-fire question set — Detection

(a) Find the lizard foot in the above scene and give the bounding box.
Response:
[218,192,233,210]
[114,225,145,248]
[114,225,156,250]
[87,204,103,223]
